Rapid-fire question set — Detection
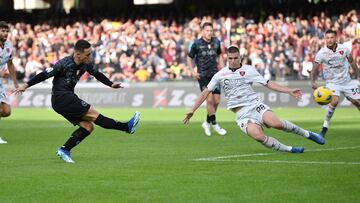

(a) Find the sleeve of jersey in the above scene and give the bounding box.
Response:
[187,42,197,58]
[345,47,351,58]
[314,51,322,64]
[249,68,268,85]
[206,73,220,91]
[26,63,61,87]
[87,65,113,87]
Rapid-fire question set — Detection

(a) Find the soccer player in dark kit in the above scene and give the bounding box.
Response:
[187,22,226,136]
[15,39,140,163]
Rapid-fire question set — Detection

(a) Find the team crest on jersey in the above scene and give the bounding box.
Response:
[239,71,245,76]
[208,44,211,49]
[5,48,9,53]
[339,50,344,55]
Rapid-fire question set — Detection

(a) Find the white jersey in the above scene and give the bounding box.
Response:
[314,43,351,84]
[0,41,13,71]
[207,64,269,109]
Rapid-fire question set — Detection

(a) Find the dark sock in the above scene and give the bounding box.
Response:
[94,114,129,132]
[206,115,211,124]
[61,128,90,151]
[209,114,217,125]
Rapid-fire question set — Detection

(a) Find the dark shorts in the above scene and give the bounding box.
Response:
[198,76,221,94]
[51,93,91,126]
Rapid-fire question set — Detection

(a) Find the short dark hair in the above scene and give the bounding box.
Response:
[74,39,91,52]
[325,29,336,35]
[227,46,240,54]
[201,22,213,30]
[0,21,9,30]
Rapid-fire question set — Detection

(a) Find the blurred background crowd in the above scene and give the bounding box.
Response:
[4,2,360,83]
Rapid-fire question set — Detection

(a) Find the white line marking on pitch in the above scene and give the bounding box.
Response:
[205,159,360,165]
[194,146,360,161]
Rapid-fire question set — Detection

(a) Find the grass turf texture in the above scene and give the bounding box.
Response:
[0,108,359,203]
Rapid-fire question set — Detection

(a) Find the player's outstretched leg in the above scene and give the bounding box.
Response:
[262,111,325,145]
[94,111,140,134]
[281,120,325,145]
[247,122,304,153]
[127,111,140,134]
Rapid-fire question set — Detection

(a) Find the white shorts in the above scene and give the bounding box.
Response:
[235,102,271,135]
[0,85,9,104]
[326,81,360,100]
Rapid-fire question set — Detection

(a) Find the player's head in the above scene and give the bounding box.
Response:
[324,29,337,47]
[74,39,92,63]
[227,46,241,69]
[201,22,213,41]
[0,21,10,42]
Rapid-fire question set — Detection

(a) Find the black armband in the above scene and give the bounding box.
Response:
[93,72,113,87]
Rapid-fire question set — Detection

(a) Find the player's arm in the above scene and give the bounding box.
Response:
[346,54,359,79]
[218,54,225,70]
[6,60,18,88]
[187,56,199,79]
[265,81,302,99]
[87,65,122,89]
[217,41,225,69]
[183,73,220,124]
[310,62,321,89]
[15,65,60,94]
[187,42,200,80]
[183,88,211,124]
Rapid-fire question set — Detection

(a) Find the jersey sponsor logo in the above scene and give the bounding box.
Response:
[240,71,245,76]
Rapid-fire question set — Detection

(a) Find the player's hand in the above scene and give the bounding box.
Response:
[183,111,194,124]
[192,72,200,80]
[311,82,319,90]
[289,88,302,100]
[13,83,28,95]
[111,83,124,89]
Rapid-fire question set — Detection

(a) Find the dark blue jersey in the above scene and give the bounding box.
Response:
[188,37,221,77]
[27,56,113,95]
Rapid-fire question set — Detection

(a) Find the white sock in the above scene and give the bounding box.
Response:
[262,136,292,152]
[282,120,309,138]
[323,105,336,128]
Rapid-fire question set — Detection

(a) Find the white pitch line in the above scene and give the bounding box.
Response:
[205,159,360,165]
[194,153,272,161]
[194,146,360,161]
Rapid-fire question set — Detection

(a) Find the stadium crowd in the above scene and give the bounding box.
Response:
[6,9,360,83]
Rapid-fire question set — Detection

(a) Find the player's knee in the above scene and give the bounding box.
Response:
[0,107,11,117]
[246,126,265,142]
[80,122,94,132]
[330,98,339,107]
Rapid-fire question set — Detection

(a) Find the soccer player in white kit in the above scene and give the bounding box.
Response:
[0,21,18,144]
[183,46,325,153]
[311,29,359,137]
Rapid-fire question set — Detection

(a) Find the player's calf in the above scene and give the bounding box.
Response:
[346,96,360,111]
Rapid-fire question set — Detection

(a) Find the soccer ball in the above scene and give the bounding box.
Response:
[313,86,333,105]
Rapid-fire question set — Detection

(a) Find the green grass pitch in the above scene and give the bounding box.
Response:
[0,107,359,202]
